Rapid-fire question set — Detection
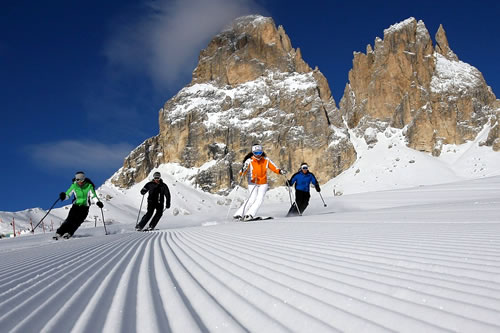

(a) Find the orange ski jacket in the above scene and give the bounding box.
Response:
[240,156,281,185]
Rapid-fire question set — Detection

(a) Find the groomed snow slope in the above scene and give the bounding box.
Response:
[0,176,499,332]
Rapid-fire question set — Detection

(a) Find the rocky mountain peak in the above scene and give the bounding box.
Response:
[192,15,311,87]
[435,24,458,61]
[383,17,418,38]
[340,17,498,155]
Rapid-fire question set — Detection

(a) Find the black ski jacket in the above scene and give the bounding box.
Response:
[141,180,171,208]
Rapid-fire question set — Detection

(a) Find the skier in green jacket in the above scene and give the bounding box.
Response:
[54,171,103,239]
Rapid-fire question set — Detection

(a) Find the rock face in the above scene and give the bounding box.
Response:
[339,17,498,155]
[192,16,312,86]
[111,15,355,192]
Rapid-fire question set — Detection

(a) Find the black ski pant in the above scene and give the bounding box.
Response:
[287,189,310,216]
[57,204,89,236]
[137,201,163,230]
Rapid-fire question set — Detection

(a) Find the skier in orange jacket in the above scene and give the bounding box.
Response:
[233,144,287,221]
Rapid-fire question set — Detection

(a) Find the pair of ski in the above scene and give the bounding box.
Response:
[235,216,273,222]
[136,228,158,232]
[52,233,71,240]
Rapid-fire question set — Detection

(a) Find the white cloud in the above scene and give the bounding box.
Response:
[104,0,264,89]
[27,140,134,170]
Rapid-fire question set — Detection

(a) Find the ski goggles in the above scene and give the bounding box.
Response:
[301,165,308,170]
[253,151,263,156]
[75,177,85,182]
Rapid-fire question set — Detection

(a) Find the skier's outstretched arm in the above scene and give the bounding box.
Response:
[310,173,321,192]
[59,184,75,201]
[267,158,286,175]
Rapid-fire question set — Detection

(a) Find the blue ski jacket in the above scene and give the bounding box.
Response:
[289,171,318,192]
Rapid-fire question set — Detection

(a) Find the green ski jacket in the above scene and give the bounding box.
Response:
[63,180,98,206]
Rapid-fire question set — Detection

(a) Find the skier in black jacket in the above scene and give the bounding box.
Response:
[136,171,171,231]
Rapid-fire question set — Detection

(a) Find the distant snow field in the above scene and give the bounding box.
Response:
[0,131,499,332]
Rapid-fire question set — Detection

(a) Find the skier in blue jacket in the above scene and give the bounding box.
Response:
[286,163,320,216]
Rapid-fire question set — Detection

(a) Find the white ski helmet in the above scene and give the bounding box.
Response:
[75,171,86,182]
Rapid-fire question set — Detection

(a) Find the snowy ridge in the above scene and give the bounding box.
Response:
[431,53,485,94]
[221,15,271,33]
[164,71,318,132]
[326,125,500,196]
[383,17,416,35]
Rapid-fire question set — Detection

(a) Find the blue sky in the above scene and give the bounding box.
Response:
[1,0,499,212]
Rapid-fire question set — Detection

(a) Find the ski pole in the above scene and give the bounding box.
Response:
[226,161,252,220]
[318,192,327,207]
[100,206,108,235]
[32,198,60,232]
[284,177,293,206]
[282,174,301,216]
[136,194,145,225]
[225,175,244,220]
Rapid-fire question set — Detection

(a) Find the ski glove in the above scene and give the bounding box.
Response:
[59,192,66,201]
[96,201,104,208]
[165,202,170,209]
[315,184,321,192]
[140,188,147,195]
[240,160,251,174]
[279,169,287,175]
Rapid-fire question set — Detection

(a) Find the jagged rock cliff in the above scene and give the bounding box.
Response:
[339,17,499,155]
[111,16,499,193]
[112,15,355,191]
